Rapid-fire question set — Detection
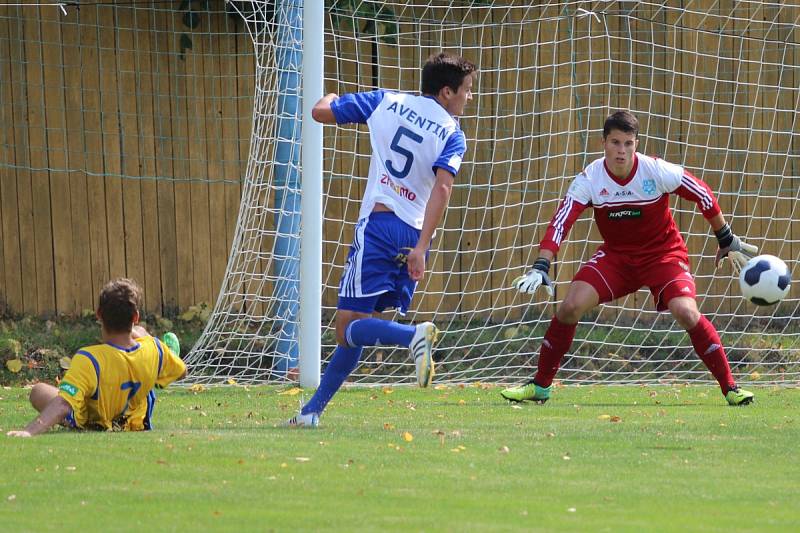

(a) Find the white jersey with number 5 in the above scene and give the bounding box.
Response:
[330,90,467,229]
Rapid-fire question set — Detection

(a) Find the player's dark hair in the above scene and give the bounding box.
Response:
[603,110,639,138]
[421,52,476,96]
[97,278,142,333]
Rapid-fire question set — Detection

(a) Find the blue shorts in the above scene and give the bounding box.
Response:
[338,212,422,315]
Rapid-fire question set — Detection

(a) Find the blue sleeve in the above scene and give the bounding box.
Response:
[330,90,386,124]
[433,129,467,177]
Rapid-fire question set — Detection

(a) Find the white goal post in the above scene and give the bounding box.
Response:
[185,0,799,387]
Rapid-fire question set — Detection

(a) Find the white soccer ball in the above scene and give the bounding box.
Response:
[738,254,791,306]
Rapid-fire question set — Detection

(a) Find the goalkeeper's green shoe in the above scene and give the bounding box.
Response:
[163,332,181,359]
[501,380,551,403]
[725,386,754,406]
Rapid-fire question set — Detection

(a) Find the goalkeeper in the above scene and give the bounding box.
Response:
[502,110,758,407]
[287,53,477,427]
[7,278,186,437]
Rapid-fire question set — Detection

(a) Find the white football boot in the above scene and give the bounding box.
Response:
[409,322,439,387]
[285,412,319,428]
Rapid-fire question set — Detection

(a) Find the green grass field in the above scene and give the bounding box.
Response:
[1,384,799,531]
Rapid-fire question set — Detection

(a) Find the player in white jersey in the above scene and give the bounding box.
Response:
[288,53,477,427]
[502,111,759,407]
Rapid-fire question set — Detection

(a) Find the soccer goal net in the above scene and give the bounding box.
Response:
[186,0,799,387]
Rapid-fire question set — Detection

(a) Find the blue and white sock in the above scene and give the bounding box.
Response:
[301,345,363,416]
[345,318,415,348]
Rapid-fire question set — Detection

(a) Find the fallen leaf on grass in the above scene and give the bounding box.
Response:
[458,399,466,405]
[59,356,72,370]
[749,371,761,380]
[277,387,302,396]
[189,384,206,393]
[597,414,611,420]
[433,384,448,391]
[5,359,22,373]
[498,446,510,454]
[295,457,310,462]
[7,495,16,501]
[227,378,237,386]
[609,416,621,423]
[383,423,395,431]
[382,387,394,395]
[402,432,413,442]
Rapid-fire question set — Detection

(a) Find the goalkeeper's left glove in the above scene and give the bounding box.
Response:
[714,223,758,274]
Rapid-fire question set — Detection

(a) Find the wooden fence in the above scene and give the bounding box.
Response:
[0,4,251,315]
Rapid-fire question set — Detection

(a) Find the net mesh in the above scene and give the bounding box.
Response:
[185,0,799,386]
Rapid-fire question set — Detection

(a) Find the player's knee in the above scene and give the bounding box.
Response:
[673,305,701,330]
[335,321,356,346]
[556,300,584,324]
[29,383,52,409]
[335,331,349,346]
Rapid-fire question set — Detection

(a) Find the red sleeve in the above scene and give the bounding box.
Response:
[673,170,721,219]
[539,195,588,254]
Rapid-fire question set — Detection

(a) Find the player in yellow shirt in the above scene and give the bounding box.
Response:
[6,278,186,437]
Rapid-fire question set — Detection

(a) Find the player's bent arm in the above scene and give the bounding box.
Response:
[707,212,759,271]
[407,168,454,281]
[7,396,71,437]
[311,93,339,124]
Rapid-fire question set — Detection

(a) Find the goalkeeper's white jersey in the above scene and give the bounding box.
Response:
[331,90,466,229]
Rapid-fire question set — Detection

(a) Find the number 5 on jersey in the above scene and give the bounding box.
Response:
[386,126,423,179]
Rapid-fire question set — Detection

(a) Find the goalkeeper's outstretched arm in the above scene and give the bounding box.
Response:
[671,172,758,272]
[513,190,587,298]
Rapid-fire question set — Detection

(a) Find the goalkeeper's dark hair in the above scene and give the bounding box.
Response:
[603,110,639,139]
[97,278,142,333]
[421,52,476,96]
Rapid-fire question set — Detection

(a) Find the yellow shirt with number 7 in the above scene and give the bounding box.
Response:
[57,336,185,431]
